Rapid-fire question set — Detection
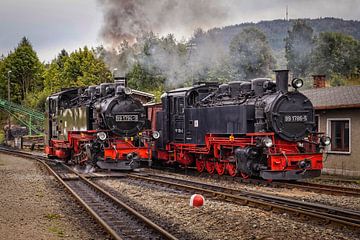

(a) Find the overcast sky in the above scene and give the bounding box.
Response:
[0,0,359,62]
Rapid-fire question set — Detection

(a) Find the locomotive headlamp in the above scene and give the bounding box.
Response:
[291,78,304,89]
[152,131,160,139]
[97,132,107,141]
[124,87,132,95]
[262,137,273,148]
[320,136,331,146]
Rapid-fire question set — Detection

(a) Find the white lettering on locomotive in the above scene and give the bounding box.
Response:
[115,115,138,122]
[284,115,308,122]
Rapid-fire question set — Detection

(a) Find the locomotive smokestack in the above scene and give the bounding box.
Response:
[274,70,289,93]
[113,68,127,87]
[114,77,127,87]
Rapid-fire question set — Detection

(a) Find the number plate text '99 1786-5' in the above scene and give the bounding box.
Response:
[284,115,308,122]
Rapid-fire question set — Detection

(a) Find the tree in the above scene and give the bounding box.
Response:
[311,32,360,85]
[229,28,275,79]
[61,46,112,87]
[27,47,113,111]
[285,20,315,77]
[0,37,44,103]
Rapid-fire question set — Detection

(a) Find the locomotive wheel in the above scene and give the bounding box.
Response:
[226,163,237,177]
[196,159,205,172]
[215,162,226,176]
[240,172,250,179]
[205,160,215,174]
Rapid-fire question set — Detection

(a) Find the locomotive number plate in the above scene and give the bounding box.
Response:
[116,115,138,122]
[284,115,308,122]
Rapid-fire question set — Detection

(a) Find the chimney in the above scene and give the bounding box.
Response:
[114,76,127,87]
[113,69,127,87]
[274,70,289,93]
[312,75,326,88]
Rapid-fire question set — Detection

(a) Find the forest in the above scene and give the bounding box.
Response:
[0,18,359,114]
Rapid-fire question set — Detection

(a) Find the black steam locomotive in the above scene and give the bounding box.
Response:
[153,70,330,180]
[45,78,156,170]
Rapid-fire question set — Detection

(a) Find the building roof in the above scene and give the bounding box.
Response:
[301,85,360,110]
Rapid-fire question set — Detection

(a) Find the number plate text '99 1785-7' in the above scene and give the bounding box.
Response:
[115,115,138,122]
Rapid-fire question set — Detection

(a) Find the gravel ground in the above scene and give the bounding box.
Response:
[0,153,109,240]
[99,178,359,240]
[304,176,360,189]
[148,170,360,211]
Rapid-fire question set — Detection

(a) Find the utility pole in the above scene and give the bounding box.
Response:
[286,5,289,21]
[7,70,12,141]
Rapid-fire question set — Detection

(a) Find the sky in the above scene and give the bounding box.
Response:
[0,0,359,62]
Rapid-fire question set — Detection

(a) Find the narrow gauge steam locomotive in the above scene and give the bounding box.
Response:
[45,79,157,170]
[153,70,330,180]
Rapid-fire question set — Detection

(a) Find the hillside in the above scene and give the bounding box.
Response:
[195,18,360,67]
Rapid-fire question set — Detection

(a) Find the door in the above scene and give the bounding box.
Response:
[170,96,185,143]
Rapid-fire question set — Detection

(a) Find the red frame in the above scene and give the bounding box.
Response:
[156,132,323,175]
[45,130,151,163]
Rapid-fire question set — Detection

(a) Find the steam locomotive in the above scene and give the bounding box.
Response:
[152,70,330,180]
[44,78,157,170]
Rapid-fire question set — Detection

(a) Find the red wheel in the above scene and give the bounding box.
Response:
[226,163,237,177]
[205,160,215,174]
[196,159,205,172]
[215,162,226,175]
[240,172,250,179]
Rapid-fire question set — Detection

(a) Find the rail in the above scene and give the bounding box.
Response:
[0,147,177,240]
[128,172,360,230]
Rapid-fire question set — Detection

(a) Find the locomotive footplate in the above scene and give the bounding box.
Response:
[260,169,321,180]
[96,160,140,170]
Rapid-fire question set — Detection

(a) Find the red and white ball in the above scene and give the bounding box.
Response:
[189,194,205,207]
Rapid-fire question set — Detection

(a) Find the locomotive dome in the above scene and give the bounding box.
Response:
[101,96,147,137]
[267,91,315,141]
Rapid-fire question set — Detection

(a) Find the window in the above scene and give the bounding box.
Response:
[327,118,351,153]
[178,97,185,114]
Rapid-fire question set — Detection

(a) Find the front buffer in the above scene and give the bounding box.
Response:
[260,153,323,180]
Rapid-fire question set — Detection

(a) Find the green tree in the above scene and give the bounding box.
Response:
[42,49,69,92]
[0,37,44,103]
[61,46,112,87]
[126,63,165,90]
[28,47,112,111]
[311,32,360,85]
[285,20,315,77]
[229,28,275,79]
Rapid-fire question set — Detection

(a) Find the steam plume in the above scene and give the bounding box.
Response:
[98,0,229,47]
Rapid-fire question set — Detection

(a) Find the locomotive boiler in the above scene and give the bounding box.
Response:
[45,79,157,170]
[154,70,330,180]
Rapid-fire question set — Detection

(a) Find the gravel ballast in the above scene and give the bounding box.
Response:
[99,177,359,240]
[150,170,360,211]
[0,153,108,240]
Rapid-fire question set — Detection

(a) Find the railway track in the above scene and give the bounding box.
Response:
[152,166,360,197]
[128,172,360,230]
[2,147,360,231]
[0,147,177,240]
[279,181,360,197]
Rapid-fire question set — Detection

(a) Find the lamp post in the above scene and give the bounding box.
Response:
[7,70,12,142]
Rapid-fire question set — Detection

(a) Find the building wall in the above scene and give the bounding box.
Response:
[317,108,360,176]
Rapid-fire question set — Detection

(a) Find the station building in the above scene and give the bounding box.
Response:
[302,75,360,177]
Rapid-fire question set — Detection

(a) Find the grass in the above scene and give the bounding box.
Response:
[48,226,65,237]
[45,213,62,220]
[0,132,4,144]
